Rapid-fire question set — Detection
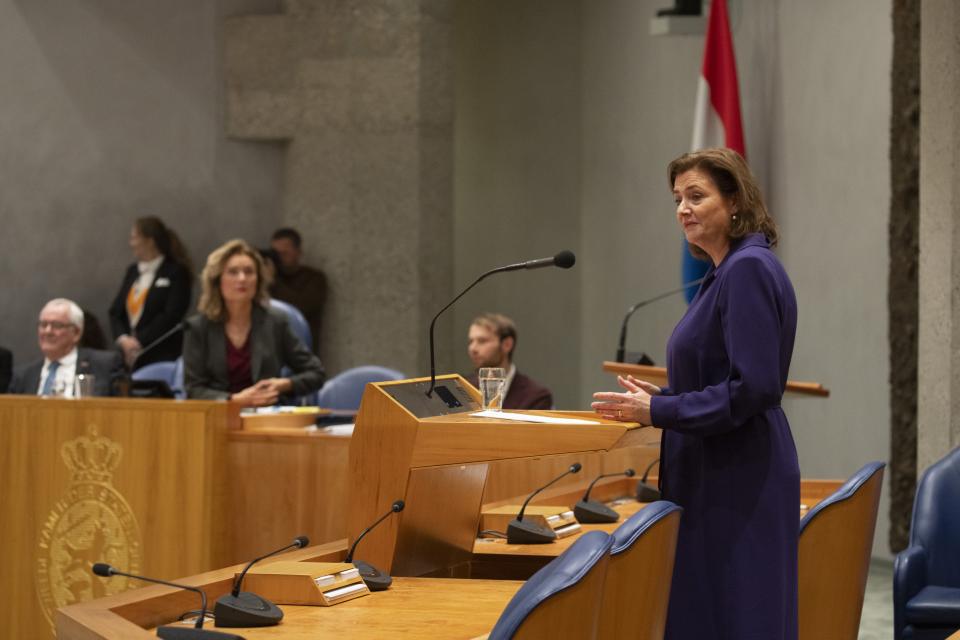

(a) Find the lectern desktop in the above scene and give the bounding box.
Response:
[346,374,649,579]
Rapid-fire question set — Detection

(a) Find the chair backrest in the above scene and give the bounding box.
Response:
[172,357,185,399]
[798,461,885,640]
[269,299,312,350]
[599,501,682,640]
[910,446,960,586]
[131,361,177,387]
[316,365,405,410]
[489,530,613,640]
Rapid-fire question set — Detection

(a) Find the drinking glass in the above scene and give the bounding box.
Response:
[75,374,96,398]
[478,367,506,411]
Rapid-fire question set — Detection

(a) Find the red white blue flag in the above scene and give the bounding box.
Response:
[683,0,745,301]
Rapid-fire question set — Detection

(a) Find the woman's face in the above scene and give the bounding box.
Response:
[129,227,157,262]
[220,253,258,306]
[673,168,735,265]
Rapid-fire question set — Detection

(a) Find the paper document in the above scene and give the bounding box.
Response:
[470,410,601,425]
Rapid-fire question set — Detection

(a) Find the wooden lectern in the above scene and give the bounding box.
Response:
[346,374,649,578]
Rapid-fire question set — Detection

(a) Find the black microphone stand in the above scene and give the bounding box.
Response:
[573,468,636,523]
[426,251,575,397]
[344,500,405,591]
[91,563,241,639]
[615,278,704,363]
[636,458,662,502]
[506,463,581,544]
[214,536,309,628]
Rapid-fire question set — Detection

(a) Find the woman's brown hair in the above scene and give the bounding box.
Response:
[668,148,778,260]
[134,216,194,275]
[197,239,272,322]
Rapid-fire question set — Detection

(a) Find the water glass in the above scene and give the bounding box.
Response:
[75,374,96,398]
[478,367,506,411]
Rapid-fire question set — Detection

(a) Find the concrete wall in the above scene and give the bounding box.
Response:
[0,0,282,367]
[456,0,892,554]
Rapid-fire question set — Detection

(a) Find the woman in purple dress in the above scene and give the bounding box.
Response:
[593,148,799,640]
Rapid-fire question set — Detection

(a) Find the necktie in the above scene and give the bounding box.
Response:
[41,361,60,396]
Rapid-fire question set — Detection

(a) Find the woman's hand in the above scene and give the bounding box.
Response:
[591,375,659,424]
[231,380,280,407]
[117,335,142,369]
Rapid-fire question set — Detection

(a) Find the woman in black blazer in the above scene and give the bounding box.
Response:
[109,216,193,370]
[183,239,324,406]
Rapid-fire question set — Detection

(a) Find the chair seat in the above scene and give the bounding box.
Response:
[905,586,960,625]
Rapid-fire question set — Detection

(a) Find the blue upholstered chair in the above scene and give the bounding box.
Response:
[268,298,312,350]
[599,501,682,640]
[132,360,183,398]
[488,530,613,640]
[894,446,960,640]
[798,461,885,640]
[316,365,405,411]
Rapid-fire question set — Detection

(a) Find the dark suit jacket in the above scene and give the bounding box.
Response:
[108,258,192,367]
[7,348,123,396]
[468,369,553,410]
[0,347,11,393]
[182,305,325,401]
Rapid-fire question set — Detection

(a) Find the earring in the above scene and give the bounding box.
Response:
[731,214,738,221]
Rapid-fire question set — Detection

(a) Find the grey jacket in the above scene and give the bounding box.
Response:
[182,305,324,400]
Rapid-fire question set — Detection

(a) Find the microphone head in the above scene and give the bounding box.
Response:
[624,468,636,477]
[392,500,405,512]
[293,535,310,548]
[570,463,582,473]
[554,250,576,269]
[91,563,114,577]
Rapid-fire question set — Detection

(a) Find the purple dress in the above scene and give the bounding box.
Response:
[650,233,800,640]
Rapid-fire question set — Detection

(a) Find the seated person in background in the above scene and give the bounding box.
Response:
[0,346,11,393]
[183,239,325,407]
[269,227,326,354]
[467,312,553,410]
[109,216,193,370]
[7,298,122,397]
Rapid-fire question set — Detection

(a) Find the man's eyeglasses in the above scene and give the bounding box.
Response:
[38,321,74,331]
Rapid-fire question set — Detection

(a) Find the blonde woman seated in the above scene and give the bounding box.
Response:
[183,239,325,406]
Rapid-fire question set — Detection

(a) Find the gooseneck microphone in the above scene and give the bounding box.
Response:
[91,563,240,640]
[132,321,186,367]
[426,250,576,398]
[573,468,636,523]
[507,463,582,544]
[213,535,309,628]
[636,458,662,502]
[345,500,405,591]
[615,278,704,363]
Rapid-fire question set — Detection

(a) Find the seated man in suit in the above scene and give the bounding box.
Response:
[467,312,553,410]
[7,298,122,397]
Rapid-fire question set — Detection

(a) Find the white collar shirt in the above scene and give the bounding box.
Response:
[129,255,164,327]
[38,348,78,397]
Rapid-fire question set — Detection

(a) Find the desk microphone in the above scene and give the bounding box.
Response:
[345,500,405,591]
[507,463,581,544]
[615,278,703,363]
[636,458,661,502]
[213,535,309,628]
[132,321,186,367]
[426,250,575,398]
[91,563,241,640]
[573,468,635,523]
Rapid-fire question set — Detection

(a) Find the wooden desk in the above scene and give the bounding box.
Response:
[57,540,521,639]
[469,477,844,579]
[0,396,238,639]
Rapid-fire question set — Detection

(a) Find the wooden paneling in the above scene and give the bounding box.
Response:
[227,428,350,563]
[0,396,236,639]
